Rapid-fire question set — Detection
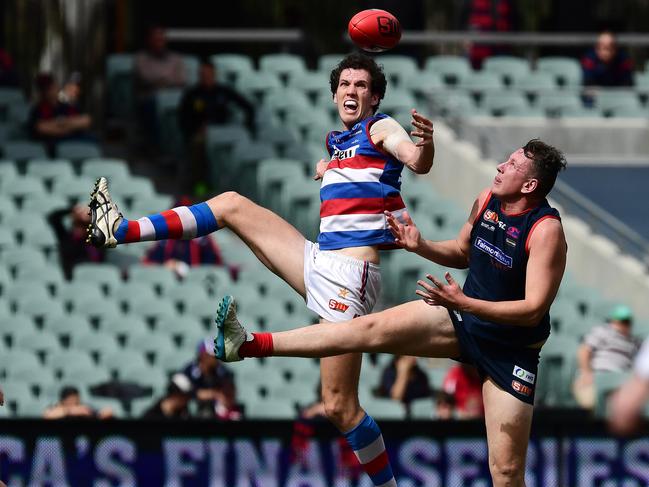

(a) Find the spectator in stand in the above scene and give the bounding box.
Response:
[134,24,186,148]
[178,60,254,195]
[573,304,641,409]
[0,47,18,87]
[435,391,455,420]
[43,386,113,419]
[441,364,484,419]
[58,72,82,108]
[462,0,518,69]
[141,373,192,419]
[374,355,431,415]
[582,30,633,88]
[28,73,93,156]
[181,339,239,418]
[141,196,236,280]
[48,204,105,280]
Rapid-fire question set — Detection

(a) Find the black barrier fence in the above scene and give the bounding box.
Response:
[0,417,648,486]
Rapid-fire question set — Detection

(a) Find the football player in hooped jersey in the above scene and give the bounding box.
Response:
[88,52,434,487]
[215,139,568,487]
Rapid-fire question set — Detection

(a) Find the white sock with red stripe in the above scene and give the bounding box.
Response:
[344,413,397,487]
[113,202,218,244]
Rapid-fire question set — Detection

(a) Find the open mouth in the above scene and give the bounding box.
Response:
[343,99,358,113]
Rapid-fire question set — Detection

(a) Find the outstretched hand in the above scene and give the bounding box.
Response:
[410,109,434,148]
[313,159,328,180]
[385,210,421,252]
[416,272,466,310]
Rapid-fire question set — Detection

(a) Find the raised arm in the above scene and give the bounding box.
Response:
[369,110,434,174]
[417,217,567,327]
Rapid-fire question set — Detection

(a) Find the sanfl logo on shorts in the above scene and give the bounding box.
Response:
[513,365,535,384]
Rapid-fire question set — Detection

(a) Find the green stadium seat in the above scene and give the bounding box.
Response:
[410,397,436,419]
[634,71,649,93]
[12,329,61,356]
[126,333,176,366]
[21,193,68,216]
[0,350,40,376]
[594,370,630,418]
[109,176,156,203]
[430,90,477,117]
[535,333,579,407]
[259,54,307,83]
[380,90,417,115]
[127,298,178,328]
[206,123,252,189]
[245,397,297,419]
[182,263,233,290]
[167,280,215,311]
[155,314,205,346]
[378,55,419,88]
[119,362,168,395]
[20,224,59,252]
[512,71,558,96]
[46,313,93,338]
[60,285,107,314]
[231,139,277,193]
[501,106,547,117]
[236,72,282,101]
[559,285,601,317]
[481,90,530,116]
[71,330,121,365]
[257,124,301,156]
[424,56,472,85]
[102,315,150,343]
[558,105,602,118]
[262,89,312,120]
[81,158,130,182]
[0,265,11,296]
[106,53,134,118]
[2,246,47,273]
[3,141,47,161]
[155,88,184,156]
[51,175,97,205]
[550,300,588,339]
[5,281,49,307]
[256,158,305,212]
[317,54,345,73]
[15,296,65,324]
[112,282,158,312]
[287,71,329,98]
[182,55,199,85]
[610,106,649,118]
[5,356,50,383]
[483,56,531,85]
[73,263,123,295]
[128,264,177,294]
[402,72,445,102]
[156,342,194,374]
[458,71,504,93]
[536,57,582,87]
[363,397,406,420]
[210,54,254,85]
[2,380,40,417]
[54,141,101,161]
[100,349,149,377]
[1,175,46,200]
[0,160,17,186]
[280,183,320,241]
[75,299,122,330]
[535,92,582,116]
[26,158,75,184]
[128,193,174,216]
[0,88,25,124]
[594,89,641,114]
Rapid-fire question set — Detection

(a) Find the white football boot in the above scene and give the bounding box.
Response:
[214,295,251,362]
[87,177,123,248]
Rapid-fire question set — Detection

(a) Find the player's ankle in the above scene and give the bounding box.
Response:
[238,332,273,358]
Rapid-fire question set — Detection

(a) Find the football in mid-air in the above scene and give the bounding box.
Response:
[348,9,401,52]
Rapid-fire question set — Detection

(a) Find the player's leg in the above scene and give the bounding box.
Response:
[482,378,533,487]
[89,178,306,295]
[215,297,460,361]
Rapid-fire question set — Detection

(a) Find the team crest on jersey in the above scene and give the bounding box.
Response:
[475,237,512,268]
[331,144,359,161]
[484,210,499,223]
[338,288,350,299]
[507,226,521,239]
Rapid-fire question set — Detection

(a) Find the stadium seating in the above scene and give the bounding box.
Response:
[106,53,134,117]
[378,55,419,88]
[424,55,472,85]
[259,53,307,83]
[483,56,531,85]
[3,140,47,161]
[55,141,102,162]
[210,53,254,85]
[536,56,583,87]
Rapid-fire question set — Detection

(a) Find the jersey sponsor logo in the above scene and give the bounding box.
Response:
[453,310,463,322]
[480,221,495,232]
[474,237,513,268]
[507,226,521,239]
[513,366,536,384]
[512,380,533,396]
[484,210,499,223]
[329,299,350,313]
[505,237,517,247]
[331,144,359,161]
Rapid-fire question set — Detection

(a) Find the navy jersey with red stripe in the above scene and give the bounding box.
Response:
[318,113,407,250]
[460,193,561,346]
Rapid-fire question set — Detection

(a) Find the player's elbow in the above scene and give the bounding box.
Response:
[521,304,548,327]
[411,159,433,174]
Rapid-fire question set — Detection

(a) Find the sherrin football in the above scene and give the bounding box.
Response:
[348,9,401,52]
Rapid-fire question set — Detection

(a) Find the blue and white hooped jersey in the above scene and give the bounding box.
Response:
[318,113,407,250]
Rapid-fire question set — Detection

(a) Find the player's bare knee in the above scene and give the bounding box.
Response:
[208,191,246,222]
[322,393,360,429]
[489,459,524,485]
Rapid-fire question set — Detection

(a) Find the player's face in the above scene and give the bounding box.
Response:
[492,148,537,198]
[333,68,379,129]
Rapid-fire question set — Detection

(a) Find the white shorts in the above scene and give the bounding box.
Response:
[303,241,381,323]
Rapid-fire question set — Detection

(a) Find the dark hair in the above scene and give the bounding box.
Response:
[329,52,387,113]
[59,386,79,401]
[522,139,567,197]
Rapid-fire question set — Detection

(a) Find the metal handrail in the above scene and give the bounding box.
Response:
[398,31,649,46]
[166,29,303,43]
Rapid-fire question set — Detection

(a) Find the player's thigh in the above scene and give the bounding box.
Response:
[211,193,306,296]
[483,377,533,477]
[367,300,460,358]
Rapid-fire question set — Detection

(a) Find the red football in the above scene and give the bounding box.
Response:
[348,9,401,52]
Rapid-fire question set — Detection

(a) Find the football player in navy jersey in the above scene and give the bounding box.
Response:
[89,52,434,487]
[215,139,568,487]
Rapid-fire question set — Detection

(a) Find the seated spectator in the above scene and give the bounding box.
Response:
[43,386,113,419]
[134,24,186,147]
[141,373,192,419]
[441,364,484,419]
[58,71,82,108]
[374,355,431,414]
[48,204,105,280]
[581,30,633,87]
[573,304,641,409]
[0,47,18,86]
[181,339,238,418]
[141,196,236,280]
[28,72,93,156]
[178,60,254,194]
[213,381,243,421]
[435,391,455,420]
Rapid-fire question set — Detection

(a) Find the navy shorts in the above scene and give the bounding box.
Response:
[448,310,541,405]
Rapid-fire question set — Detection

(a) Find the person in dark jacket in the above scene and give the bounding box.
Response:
[581,30,633,87]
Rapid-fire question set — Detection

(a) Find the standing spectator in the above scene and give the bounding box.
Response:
[178,60,254,194]
[581,30,633,87]
[462,0,517,69]
[141,196,237,280]
[48,204,105,280]
[374,355,432,414]
[141,373,192,419]
[134,24,186,147]
[181,339,238,418]
[43,386,113,419]
[441,364,484,419]
[28,73,93,156]
[573,304,641,409]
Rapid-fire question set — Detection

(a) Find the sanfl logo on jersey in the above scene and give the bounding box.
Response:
[331,144,359,161]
